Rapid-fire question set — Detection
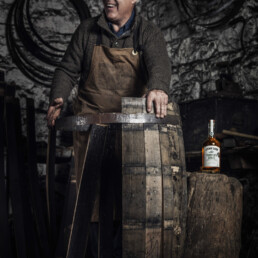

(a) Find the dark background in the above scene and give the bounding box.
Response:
[0,0,258,257]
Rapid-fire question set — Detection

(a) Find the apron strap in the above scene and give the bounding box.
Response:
[133,18,142,53]
[96,26,102,46]
[133,18,148,84]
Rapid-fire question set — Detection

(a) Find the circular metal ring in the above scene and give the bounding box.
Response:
[132,50,138,56]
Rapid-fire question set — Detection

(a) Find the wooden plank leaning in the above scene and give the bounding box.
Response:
[46,126,57,253]
[55,170,77,258]
[66,124,108,258]
[0,96,13,258]
[26,98,51,257]
[5,98,40,258]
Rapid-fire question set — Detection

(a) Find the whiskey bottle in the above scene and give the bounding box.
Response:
[202,119,221,173]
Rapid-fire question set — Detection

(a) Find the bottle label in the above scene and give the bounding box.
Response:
[204,145,220,167]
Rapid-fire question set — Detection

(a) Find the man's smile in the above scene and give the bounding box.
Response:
[105,2,118,10]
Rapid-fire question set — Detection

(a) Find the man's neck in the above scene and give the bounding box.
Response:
[111,23,121,33]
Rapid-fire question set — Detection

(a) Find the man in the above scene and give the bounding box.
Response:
[47,0,171,125]
[47,0,171,257]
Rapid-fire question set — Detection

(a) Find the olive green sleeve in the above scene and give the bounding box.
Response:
[49,21,88,104]
[142,22,171,95]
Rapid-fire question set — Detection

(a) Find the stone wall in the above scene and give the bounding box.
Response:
[1,1,258,256]
[0,0,258,144]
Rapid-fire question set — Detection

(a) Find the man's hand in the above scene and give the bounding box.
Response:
[145,90,168,118]
[46,98,64,127]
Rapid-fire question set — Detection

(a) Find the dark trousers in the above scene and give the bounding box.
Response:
[86,125,122,258]
[86,221,122,258]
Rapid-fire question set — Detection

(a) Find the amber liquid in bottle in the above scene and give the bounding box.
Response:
[202,120,221,173]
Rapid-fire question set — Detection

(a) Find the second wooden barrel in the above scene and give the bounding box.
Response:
[121,97,187,258]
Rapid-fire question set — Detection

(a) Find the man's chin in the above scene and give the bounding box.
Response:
[105,14,118,23]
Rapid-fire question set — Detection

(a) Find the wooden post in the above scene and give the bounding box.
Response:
[184,172,243,258]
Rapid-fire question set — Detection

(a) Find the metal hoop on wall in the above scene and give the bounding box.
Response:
[175,0,245,29]
[6,0,91,87]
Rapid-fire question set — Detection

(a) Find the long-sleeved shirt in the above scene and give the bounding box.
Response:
[50,10,171,104]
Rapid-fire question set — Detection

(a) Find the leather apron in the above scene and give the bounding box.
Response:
[73,27,147,221]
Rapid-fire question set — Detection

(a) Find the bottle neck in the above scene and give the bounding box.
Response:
[208,120,215,138]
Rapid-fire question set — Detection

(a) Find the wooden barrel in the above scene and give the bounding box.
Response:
[121,97,187,258]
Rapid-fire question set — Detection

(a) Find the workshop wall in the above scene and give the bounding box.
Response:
[1,1,258,256]
[0,0,258,143]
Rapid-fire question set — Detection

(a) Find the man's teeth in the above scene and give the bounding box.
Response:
[107,4,115,7]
